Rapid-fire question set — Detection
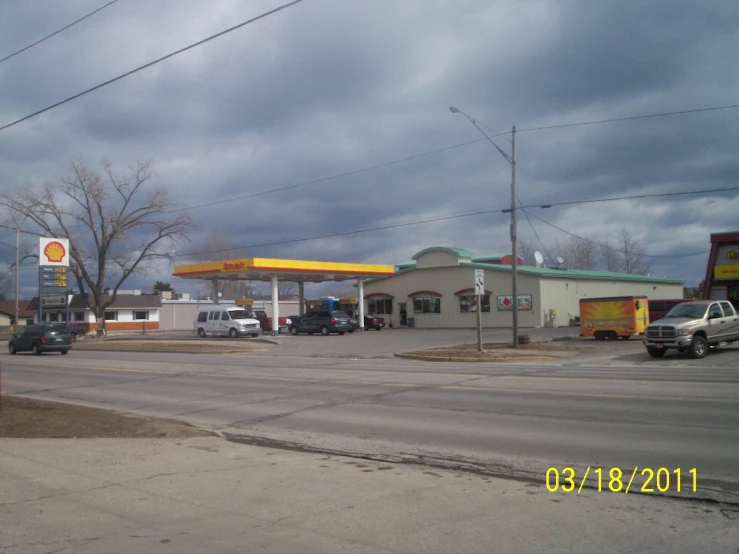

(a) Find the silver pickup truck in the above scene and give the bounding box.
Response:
[643,300,739,359]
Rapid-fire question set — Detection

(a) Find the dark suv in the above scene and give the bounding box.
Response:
[9,324,73,355]
[289,310,353,336]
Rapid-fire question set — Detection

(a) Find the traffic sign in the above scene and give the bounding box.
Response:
[474,269,485,295]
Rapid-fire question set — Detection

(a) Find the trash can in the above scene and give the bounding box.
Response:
[407,317,415,328]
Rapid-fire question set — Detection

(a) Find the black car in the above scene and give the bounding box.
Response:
[289,310,353,336]
[9,324,73,355]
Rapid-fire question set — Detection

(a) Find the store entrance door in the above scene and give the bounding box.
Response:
[399,303,407,326]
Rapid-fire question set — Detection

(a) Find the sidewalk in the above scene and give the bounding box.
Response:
[1,437,736,553]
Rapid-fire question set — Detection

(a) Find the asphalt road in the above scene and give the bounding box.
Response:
[3,333,739,504]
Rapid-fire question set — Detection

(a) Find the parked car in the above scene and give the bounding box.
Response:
[9,324,73,355]
[643,300,739,359]
[193,304,261,338]
[253,310,289,334]
[289,310,353,336]
[364,314,385,331]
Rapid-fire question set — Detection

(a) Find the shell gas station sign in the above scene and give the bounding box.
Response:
[39,237,70,267]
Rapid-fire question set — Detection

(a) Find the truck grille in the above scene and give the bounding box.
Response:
[646,325,677,339]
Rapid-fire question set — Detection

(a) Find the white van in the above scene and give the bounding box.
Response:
[194,304,261,338]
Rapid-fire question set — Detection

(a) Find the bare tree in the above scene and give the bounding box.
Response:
[0,160,195,331]
[0,271,11,300]
[516,238,538,266]
[617,229,651,275]
[599,239,622,272]
[560,237,596,270]
[198,231,250,299]
[598,229,652,275]
[278,281,297,299]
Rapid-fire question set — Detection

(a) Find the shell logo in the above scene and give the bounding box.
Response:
[43,241,67,263]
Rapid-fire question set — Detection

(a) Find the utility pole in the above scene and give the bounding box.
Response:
[15,227,19,332]
[511,126,518,348]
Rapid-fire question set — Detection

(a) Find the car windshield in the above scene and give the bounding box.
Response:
[332,310,350,318]
[664,303,708,319]
[227,309,253,320]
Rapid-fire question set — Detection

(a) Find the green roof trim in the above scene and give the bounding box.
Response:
[412,246,476,260]
[395,260,416,268]
[458,262,683,284]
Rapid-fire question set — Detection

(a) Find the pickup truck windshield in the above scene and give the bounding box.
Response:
[665,304,708,319]
[227,309,253,320]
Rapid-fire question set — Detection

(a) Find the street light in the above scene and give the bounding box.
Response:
[450,106,519,348]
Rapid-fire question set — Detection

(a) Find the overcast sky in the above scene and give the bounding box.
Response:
[1,0,737,299]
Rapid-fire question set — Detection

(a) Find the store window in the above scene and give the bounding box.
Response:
[459,294,490,313]
[413,297,441,314]
[368,298,393,315]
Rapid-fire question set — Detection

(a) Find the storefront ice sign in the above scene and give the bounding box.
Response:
[714,265,739,279]
[497,294,533,311]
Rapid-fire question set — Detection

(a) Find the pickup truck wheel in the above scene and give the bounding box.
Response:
[197,328,206,338]
[321,326,329,336]
[688,336,708,359]
[646,347,665,358]
[229,328,238,338]
[290,326,298,335]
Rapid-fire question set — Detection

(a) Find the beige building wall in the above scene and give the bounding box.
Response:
[365,266,542,329]
[537,278,685,327]
[366,265,684,330]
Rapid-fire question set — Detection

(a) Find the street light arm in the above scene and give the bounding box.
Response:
[449,106,513,164]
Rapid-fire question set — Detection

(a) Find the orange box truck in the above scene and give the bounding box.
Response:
[579,296,649,340]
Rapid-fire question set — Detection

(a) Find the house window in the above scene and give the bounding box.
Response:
[413,297,441,314]
[134,310,149,320]
[104,311,118,321]
[459,295,490,313]
[74,311,85,322]
[368,298,393,315]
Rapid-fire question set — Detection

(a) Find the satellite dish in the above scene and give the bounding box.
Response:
[556,256,565,266]
[534,251,544,265]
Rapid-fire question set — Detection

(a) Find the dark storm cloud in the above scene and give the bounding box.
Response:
[1,0,737,296]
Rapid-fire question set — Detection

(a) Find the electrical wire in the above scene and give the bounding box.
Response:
[168,137,490,213]
[0,0,121,64]
[0,0,306,133]
[521,186,739,210]
[517,104,739,133]
[522,210,709,259]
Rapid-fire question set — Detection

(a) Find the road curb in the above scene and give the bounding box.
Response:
[394,353,554,362]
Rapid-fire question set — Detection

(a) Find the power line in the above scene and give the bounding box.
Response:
[174,209,500,259]
[524,186,739,210]
[518,104,739,133]
[522,210,709,259]
[0,0,122,64]
[169,137,490,213]
[173,182,733,259]
[0,0,306,133]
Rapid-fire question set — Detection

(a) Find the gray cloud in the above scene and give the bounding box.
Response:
[1,0,737,298]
